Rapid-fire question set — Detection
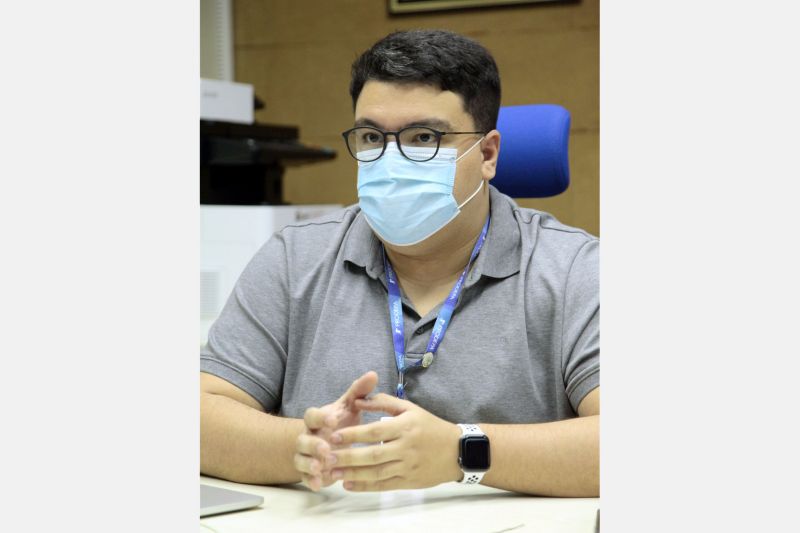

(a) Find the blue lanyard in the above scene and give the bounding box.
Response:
[382,216,490,399]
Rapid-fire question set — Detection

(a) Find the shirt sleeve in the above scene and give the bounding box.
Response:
[561,238,600,413]
[200,233,290,412]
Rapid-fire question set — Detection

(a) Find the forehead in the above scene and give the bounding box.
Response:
[354,80,473,130]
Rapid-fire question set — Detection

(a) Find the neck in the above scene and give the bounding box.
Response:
[386,235,478,287]
[384,199,489,288]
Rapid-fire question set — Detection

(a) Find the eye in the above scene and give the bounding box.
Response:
[412,131,437,144]
[360,131,382,144]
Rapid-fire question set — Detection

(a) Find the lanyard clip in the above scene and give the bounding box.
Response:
[396,369,405,399]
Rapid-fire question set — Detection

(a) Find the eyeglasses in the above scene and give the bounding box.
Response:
[341,126,486,162]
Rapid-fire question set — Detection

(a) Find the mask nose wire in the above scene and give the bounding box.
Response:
[382,134,484,162]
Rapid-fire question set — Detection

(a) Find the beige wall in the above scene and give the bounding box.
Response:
[233,0,598,236]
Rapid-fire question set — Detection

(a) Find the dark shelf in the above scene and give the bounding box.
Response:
[200,120,336,205]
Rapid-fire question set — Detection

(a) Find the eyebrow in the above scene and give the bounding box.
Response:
[353,117,454,131]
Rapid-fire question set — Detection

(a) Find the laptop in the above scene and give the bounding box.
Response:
[200,484,264,517]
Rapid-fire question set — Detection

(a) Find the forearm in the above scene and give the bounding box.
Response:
[480,416,599,497]
[200,392,305,484]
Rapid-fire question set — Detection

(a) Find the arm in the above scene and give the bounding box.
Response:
[480,387,599,496]
[324,386,599,497]
[200,234,303,484]
[200,372,304,484]
[202,370,381,487]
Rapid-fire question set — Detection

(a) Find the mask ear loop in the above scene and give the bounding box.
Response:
[455,135,487,210]
[454,135,485,163]
[457,179,485,209]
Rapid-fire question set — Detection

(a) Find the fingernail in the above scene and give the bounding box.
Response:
[327,454,337,465]
[332,469,343,480]
[331,433,343,444]
[343,481,354,490]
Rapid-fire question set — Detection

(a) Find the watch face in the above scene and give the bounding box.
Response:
[460,436,490,470]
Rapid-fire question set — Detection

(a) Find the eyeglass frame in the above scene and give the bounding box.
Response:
[341,125,487,162]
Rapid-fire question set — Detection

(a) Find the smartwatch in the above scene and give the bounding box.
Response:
[457,424,491,484]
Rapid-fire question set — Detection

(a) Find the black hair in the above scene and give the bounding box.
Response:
[349,29,501,132]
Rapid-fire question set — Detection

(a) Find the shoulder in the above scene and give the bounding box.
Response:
[240,205,358,273]
[259,204,373,280]
[514,203,595,250]
[525,206,597,272]
[278,205,360,241]
[490,187,598,276]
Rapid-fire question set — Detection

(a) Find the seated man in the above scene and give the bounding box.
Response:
[200,29,599,497]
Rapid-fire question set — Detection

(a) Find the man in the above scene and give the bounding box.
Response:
[200,29,599,497]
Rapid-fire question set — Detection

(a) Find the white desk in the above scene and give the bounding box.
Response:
[200,475,599,533]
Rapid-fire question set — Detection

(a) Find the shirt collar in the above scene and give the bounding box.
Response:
[470,184,522,281]
[342,184,521,282]
[341,208,384,280]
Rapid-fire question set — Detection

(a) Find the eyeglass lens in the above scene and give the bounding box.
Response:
[346,127,441,162]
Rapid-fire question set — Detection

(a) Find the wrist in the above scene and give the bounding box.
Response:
[447,423,463,482]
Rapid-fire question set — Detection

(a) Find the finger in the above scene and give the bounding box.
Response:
[301,471,321,490]
[319,470,335,488]
[304,406,336,430]
[338,371,379,406]
[293,453,323,476]
[296,433,331,459]
[354,393,410,416]
[333,461,404,483]
[343,477,407,492]
[331,441,402,468]
[331,419,401,446]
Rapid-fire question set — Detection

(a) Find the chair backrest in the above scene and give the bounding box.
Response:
[491,104,571,198]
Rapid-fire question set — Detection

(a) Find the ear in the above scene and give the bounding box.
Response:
[480,129,501,181]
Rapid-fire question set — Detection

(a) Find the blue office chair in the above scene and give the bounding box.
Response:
[491,104,571,198]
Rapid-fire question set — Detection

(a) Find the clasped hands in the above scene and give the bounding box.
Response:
[293,371,463,492]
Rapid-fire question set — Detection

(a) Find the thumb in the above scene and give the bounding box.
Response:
[354,392,410,416]
[338,371,379,406]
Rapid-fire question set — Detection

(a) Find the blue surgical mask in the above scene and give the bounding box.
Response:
[357,139,484,246]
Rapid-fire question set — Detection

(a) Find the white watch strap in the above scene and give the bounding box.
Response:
[458,424,487,485]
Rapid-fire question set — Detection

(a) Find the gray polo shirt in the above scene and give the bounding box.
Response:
[201,185,599,424]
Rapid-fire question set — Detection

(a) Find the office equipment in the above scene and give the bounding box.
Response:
[200,483,263,517]
[201,119,336,205]
[200,203,341,344]
[493,104,571,198]
[200,113,339,344]
[200,475,599,532]
[201,79,255,124]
